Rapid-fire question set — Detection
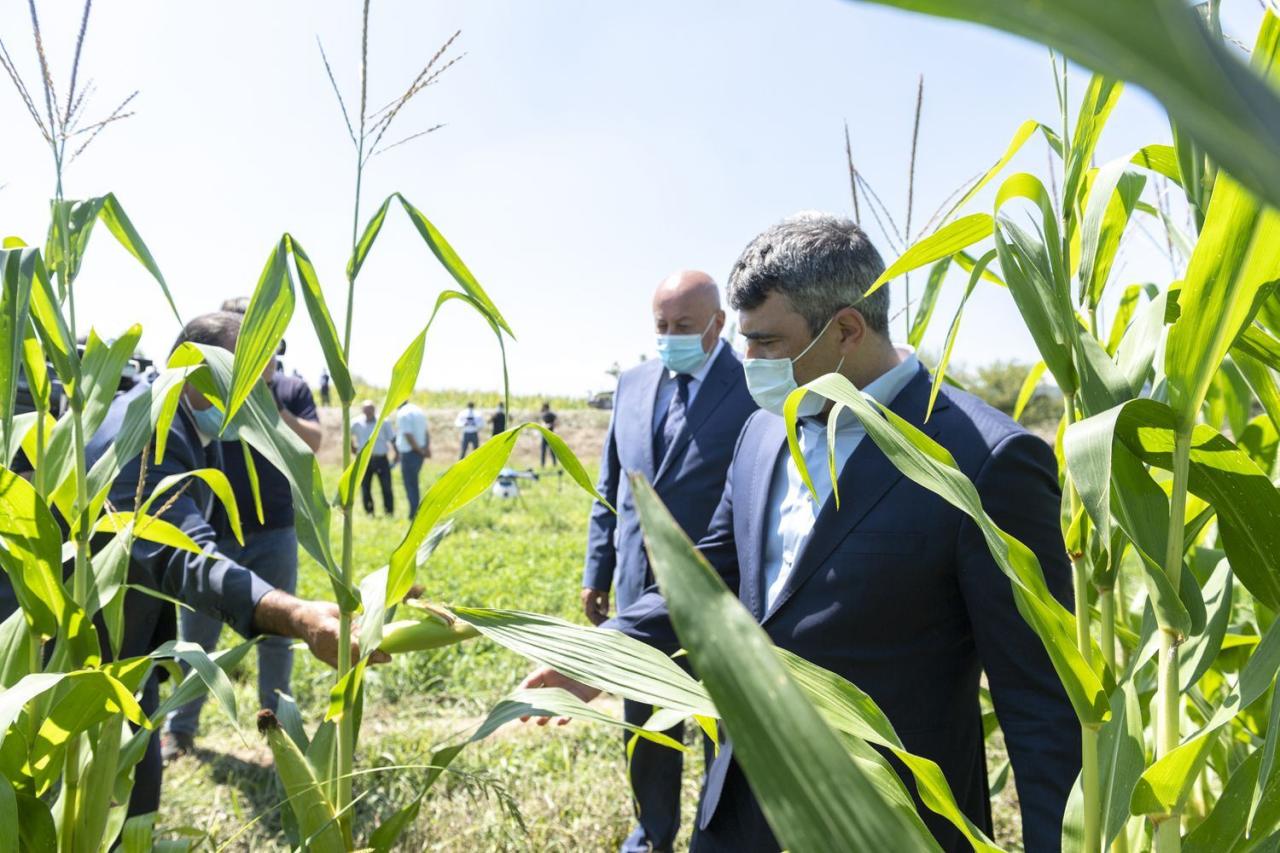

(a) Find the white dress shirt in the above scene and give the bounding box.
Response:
[352,418,395,456]
[395,403,429,453]
[761,347,920,611]
[651,338,726,435]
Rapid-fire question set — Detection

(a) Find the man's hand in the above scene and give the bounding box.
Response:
[518,666,602,726]
[581,587,610,626]
[252,590,390,668]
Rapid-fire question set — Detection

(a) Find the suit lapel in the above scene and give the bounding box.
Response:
[635,360,663,480]
[653,345,739,485]
[762,366,946,624]
[741,416,787,622]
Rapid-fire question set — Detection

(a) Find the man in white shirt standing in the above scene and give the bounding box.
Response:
[352,399,397,516]
[455,402,483,458]
[395,400,431,518]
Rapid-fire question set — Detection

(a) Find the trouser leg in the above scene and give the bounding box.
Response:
[374,456,394,514]
[361,461,376,515]
[165,580,231,737]
[401,451,422,517]
[236,527,299,712]
[621,698,685,853]
[129,674,163,816]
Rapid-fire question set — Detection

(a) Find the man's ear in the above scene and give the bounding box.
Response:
[835,307,867,353]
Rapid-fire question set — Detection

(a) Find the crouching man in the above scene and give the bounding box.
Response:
[2,311,381,816]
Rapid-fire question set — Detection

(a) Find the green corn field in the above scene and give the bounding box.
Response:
[2,1,1279,851]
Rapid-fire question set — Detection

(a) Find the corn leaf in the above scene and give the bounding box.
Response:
[870,214,993,293]
[0,467,67,639]
[1132,619,1280,819]
[224,238,295,430]
[172,345,350,608]
[778,648,1004,852]
[1063,76,1124,227]
[1012,361,1046,422]
[455,607,713,716]
[287,236,354,404]
[1096,680,1145,847]
[791,373,1108,724]
[1078,156,1145,308]
[907,257,950,348]
[0,252,32,461]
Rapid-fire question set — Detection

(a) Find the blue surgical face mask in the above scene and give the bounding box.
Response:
[189,401,238,441]
[743,315,844,417]
[655,317,716,375]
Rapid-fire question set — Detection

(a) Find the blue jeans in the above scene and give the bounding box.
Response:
[401,449,424,517]
[165,526,299,737]
[460,431,479,458]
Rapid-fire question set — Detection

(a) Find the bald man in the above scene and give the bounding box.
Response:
[582,270,757,852]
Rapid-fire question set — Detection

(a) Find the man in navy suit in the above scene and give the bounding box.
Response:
[0,311,372,816]
[526,215,1079,852]
[581,270,756,853]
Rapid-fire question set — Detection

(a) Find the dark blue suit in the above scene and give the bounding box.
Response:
[606,366,1079,853]
[584,342,756,852]
[0,380,276,815]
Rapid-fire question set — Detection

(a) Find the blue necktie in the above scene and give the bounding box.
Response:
[654,373,691,468]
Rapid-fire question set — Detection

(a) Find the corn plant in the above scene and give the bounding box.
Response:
[800,5,1280,851]
[0,4,279,850]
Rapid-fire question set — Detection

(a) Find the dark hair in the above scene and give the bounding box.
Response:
[727,212,889,335]
[220,296,251,314]
[172,311,243,354]
[467,401,475,408]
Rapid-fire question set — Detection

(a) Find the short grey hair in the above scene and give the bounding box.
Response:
[172,310,242,354]
[727,212,889,335]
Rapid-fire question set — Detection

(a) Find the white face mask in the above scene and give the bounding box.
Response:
[655,316,716,375]
[743,315,844,417]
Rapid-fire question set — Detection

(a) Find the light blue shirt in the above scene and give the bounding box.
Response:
[651,338,725,435]
[761,348,920,612]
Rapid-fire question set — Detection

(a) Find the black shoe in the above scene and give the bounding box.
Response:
[161,731,195,764]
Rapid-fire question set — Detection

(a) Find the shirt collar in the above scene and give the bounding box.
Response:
[802,346,920,435]
[668,338,725,383]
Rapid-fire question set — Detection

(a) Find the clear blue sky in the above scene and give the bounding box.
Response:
[0,2,1263,397]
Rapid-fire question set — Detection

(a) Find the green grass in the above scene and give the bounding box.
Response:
[156,459,1024,851]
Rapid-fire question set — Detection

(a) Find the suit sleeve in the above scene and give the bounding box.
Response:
[583,385,623,591]
[959,431,1080,853]
[111,441,274,639]
[600,423,744,656]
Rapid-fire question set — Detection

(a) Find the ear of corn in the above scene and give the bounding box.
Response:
[378,603,480,654]
[257,711,346,853]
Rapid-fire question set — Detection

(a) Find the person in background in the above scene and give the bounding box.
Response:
[455,401,483,458]
[395,399,431,517]
[522,215,1079,853]
[353,400,397,516]
[582,269,756,853]
[319,369,331,406]
[0,310,375,817]
[490,401,507,436]
[162,299,324,762]
[539,402,559,468]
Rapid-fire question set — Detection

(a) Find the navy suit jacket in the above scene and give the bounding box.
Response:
[0,381,274,661]
[584,344,757,611]
[606,366,1079,853]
